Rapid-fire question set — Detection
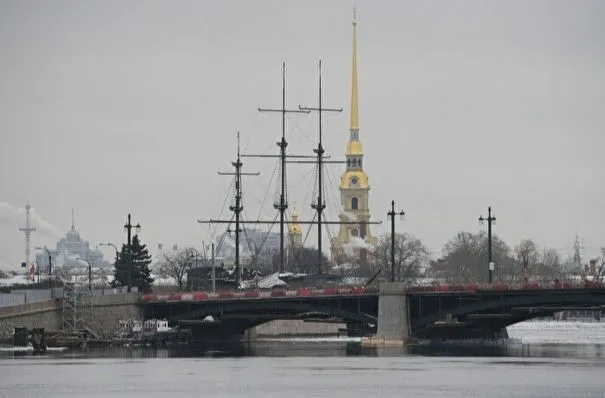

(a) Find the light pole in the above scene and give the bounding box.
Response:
[34,246,52,290]
[100,242,119,263]
[123,214,141,293]
[387,201,405,283]
[479,206,497,284]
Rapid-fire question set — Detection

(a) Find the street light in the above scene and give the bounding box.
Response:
[387,200,405,283]
[123,214,142,293]
[100,242,119,263]
[34,246,52,290]
[479,206,497,284]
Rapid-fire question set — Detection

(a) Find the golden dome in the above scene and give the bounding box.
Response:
[346,140,363,155]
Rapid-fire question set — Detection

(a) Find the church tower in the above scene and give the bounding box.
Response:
[288,204,303,249]
[331,13,377,264]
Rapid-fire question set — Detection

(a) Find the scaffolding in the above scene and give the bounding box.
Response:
[62,279,92,331]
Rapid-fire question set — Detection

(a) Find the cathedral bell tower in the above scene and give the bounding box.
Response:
[331,13,377,265]
[288,204,303,249]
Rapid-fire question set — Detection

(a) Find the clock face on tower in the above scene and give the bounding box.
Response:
[351,177,358,186]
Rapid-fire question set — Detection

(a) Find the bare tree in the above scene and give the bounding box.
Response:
[515,239,539,282]
[157,247,200,291]
[537,248,563,279]
[370,233,429,283]
[430,231,516,283]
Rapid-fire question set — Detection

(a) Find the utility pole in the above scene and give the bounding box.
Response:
[300,60,343,275]
[479,206,496,284]
[387,201,405,282]
[123,214,141,292]
[220,133,260,286]
[251,63,309,273]
[19,203,36,269]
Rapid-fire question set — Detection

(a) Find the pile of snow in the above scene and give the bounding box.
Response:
[240,272,287,289]
[508,320,605,344]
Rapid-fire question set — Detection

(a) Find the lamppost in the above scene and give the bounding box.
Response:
[100,242,119,263]
[123,214,141,293]
[387,200,405,283]
[479,206,497,284]
[34,246,52,290]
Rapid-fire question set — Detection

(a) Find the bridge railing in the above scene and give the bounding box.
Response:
[141,285,380,302]
[141,279,603,303]
[407,279,602,293]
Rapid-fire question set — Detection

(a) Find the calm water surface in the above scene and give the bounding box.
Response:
[1,322,605,398]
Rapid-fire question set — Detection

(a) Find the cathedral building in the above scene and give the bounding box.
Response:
[331,15,378,265]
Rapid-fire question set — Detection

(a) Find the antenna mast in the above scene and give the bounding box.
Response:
[19,203,37,267]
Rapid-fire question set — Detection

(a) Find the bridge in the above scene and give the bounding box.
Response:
[141,281,605,342]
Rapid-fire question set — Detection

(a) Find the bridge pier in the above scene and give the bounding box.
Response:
[362,282,409,347]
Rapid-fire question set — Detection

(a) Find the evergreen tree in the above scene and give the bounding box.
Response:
[112,235,154,292]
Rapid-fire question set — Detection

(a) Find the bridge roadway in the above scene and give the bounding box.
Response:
[142,281,605,340]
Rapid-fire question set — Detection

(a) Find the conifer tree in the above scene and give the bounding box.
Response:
[112,235,154,292]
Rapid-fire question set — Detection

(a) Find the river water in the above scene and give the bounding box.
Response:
[1,321,605,398]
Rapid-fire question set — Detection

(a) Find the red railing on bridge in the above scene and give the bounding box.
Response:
[141,280,603,303]
[142,285,380,303]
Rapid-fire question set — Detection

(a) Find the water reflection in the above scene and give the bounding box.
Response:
[6,340,603,361]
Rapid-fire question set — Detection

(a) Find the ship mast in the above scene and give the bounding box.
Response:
[219,133,259,286]
[300,60,342,275]
[201,65,381,280]
[251,63,310,273]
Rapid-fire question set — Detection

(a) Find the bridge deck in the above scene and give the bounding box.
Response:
[141,281,603,304]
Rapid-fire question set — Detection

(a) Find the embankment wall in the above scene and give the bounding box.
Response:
[0,300,62,338]
[0,293,143,339]
[89,293,143,337]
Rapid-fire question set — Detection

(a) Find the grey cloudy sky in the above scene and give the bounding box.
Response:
[1,0,603,269]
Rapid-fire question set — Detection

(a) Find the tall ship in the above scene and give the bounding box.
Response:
[195,14,380,289]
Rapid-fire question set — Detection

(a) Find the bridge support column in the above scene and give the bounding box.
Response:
[362,282,409,347]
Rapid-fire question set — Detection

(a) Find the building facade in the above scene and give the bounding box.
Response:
[35,218,109,274]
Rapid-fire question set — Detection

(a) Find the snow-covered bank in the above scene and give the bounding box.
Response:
[508,321,605,344]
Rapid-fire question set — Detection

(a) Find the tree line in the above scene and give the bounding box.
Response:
[110,232,604,292]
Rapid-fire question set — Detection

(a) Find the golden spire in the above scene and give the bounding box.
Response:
[350,7,359,132]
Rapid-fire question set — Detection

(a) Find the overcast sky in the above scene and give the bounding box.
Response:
[1,0,603,270]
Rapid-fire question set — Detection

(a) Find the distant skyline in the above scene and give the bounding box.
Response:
[1,1,603,270]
